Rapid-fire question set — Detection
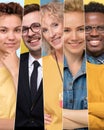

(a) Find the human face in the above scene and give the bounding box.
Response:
[41,13,63,50]
[64,12,85,56]
[0,15,22,54]
[22,11,41,52]
[85,13,104,56]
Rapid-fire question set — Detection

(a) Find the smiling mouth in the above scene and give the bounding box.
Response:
[88,40,102,46]
[5,43,16,47]
[28,37,41,43]
[51,37,62,45]
[68,41,83,47]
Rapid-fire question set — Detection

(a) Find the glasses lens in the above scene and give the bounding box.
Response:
[97,26,104,33]
[31,23,41,32]
[22,27,28,35]
[85,26,92,33]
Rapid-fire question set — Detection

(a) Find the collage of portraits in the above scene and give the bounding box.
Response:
[0,0,104,129]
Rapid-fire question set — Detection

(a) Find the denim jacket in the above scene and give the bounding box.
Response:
[63,54,88,130]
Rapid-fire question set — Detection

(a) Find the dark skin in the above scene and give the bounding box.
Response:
[85,12,104,57]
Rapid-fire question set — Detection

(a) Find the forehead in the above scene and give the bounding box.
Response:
[22,11,40,26]
[0,15,21,26]
[85,12,104,25]
[64,12,84,26]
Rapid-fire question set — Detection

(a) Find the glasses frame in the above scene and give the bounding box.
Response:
[85,25,104,34]
[22,22,41,36]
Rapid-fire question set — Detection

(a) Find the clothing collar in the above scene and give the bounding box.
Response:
[87,53,104,64]
[29,53,42,68]
[64,53,86,75]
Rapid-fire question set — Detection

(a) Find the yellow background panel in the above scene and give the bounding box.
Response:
[25,0,40,5]
[84,0,104,4]
[21,0,40,54]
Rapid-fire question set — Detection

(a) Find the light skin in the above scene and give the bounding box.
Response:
[41,12,63,62]
[0,14,22,89]
[41,11,63,127]
[63,12,88,129]
[0,15,22,130]
[64,12,85,76]
[44,12,88,129]
[85,12,104,57]
[22,11,41,59]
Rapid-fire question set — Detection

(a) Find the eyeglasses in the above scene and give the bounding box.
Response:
[85,25,104,34]
[22,23,41,36]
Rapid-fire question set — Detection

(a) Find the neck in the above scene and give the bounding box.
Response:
[0,54,4,68]
[52,49,63,63]
[87,51,103,58]
[64,50,84,76]
[30,49,41,59]
[65,50,83,64]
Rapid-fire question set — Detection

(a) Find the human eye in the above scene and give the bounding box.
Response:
[15,27,22,33]
[64,28,71,33]
[97,25,104,32]
[85,26,92,33]
[42,28,48,33]
[78,26,85,32]
[52,23,59,28]
[32,23,41,30]
[22,26,28,33]
[0,28,7,33]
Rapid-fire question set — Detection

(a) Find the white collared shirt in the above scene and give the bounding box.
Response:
[28,53,42,90]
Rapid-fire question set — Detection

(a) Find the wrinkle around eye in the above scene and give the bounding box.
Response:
[42,28,48,33]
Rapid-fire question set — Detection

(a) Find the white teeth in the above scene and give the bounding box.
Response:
[31,39,39,43]
[89,40,100,46]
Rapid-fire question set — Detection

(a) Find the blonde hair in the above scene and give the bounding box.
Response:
[41,2,63,55]
[64,0,84,13]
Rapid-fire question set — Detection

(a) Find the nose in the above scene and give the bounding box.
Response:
[8,31,15,40]
[90,28,99,36]
[70,31,78,41]
[28,28,36,36]
[49,29,56,38]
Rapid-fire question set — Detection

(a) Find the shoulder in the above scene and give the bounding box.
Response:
[20,52,29,61]
[43,55,52,62]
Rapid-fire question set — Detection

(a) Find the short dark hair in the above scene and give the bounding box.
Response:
[0,2,23,20]
[85,1,104,13]
[24,4,40,15]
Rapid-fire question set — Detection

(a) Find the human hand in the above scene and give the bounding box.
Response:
[44,114,52,125]
[1,50,19,77]
[1,50,19,91]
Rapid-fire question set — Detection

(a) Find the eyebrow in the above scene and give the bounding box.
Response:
[64,25,84,28]
[0,26,21,29]
[77,25,85,28]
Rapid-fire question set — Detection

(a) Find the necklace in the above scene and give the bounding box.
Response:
[54,51,63,82]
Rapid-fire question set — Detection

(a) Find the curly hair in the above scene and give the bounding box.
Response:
[24,4,40,16]
[41,2,63,55]
[85,1,104,13]
[0,2,23,19]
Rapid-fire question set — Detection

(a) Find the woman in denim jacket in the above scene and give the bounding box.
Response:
[63,0,88,129]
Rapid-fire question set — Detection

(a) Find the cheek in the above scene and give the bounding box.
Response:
[0,35,6,43]
[15,35,21,47]
[58,26,63,35]
[64,34,69,43]
[43,34,49,42]
[102,35,104,42]
[78,33,85,40]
